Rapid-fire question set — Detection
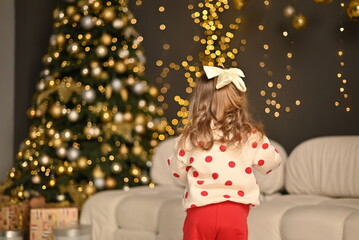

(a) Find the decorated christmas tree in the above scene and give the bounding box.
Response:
[4,0,167,205]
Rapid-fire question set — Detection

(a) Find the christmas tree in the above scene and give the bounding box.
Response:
[5,0,167,205]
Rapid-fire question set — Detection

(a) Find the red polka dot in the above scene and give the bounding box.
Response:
[266,170,272,174]
[205,156,213,163]
[262,143,269,149]
[212,173,219,180]
[223,195,231,199]
[201,191,208,196]
[238,191,245,197]
[179,150,185,157]
[191,204,197,208]
[252,142,258,148]
[197,180,204,185]
[252,129,257,134]
[173,173,180,178]
[225,181,232,186]
[245,167,253,174]
[228,161,236,168]
[184,192,188,199]
[258,160,265,166]
[193,171,199,177]
[189,157,194,164]
[167,159,170,166]
[186,166,191,172]
[275,149,279,153]
[219,145,227,152]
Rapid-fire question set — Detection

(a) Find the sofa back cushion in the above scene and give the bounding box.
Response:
[285,136,359,197]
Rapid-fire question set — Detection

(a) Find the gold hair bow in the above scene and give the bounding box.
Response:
[203,66,246,92]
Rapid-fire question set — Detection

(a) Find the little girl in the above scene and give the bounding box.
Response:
[168,66,281,240]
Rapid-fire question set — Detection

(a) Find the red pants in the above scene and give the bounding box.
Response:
[183,201,250,240]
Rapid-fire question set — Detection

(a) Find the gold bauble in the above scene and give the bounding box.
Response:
[232,0,247,10]
[150,139,158,147]
[111,162,122,173]
[84,182,97,196]
[114,61,127,74]
[77,156,88,169]
[130,165,142,178]
[100,33,112,45]
[56,165,66,175]
[27,107,36,118]
[149,87,159,97]
[101,7,116,22]
[29,127,38,140]
[105,177,117,189]
[100,110,113,122]
[92,165,106,178]
[39,154,51,165]
[123,112,133,121]
[132,144,144,156]
[52,137,63,148]
[100,143,113,155]
[292,14,308,29]
[32,175,41,184]
[35,108,44,118]
[135,114,146,125]
[72,13,81,22]
[56,33,66,46]
[313,0,332,3]
[60,129,73,141]
[47,128,56,137]
[66,6,76,16]
[119,145,129,155]
[49,103,63,118]
[347,0,359,21]
[90,0,103,11]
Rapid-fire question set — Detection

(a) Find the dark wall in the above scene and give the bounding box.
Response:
[15,0,359,156]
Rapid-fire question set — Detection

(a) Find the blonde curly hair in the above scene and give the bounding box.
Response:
[179,73,264,150]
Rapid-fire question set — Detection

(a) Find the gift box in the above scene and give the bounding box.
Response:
[0,202,29,231]
[30,207,78,240]
[0,196,10,204]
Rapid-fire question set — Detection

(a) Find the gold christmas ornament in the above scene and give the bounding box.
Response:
[72,13,81,22]
[135,114,146,125]
[27,107,36,118]
[232,0,247,10]
[84,182,97,196]
[119,145,129,155]
[100,33,112,45]
[124,112,133,121]
[39,154,51,165]
[47,128,56,137]
[283,5,296,18]
[56,165,66,175]
[95,45,108,58]
[49,178,57,187]
[347,0,359,21]
[105,177,117,189]
[60,129,73,141]
[111,162,122,173]
[114,61,127,74]
[32,175,41,184]
[66,6,76,16]
[67,42,81,55]
[56,146,67,158]
[29,127,38,140]
[52,135,64,148]
[90,0,103,11]
[56,33,66,46]
[313,0,332,3]
[49,103,63,118]
[68,110,80,122]
[92,165,106,178]
[77,156,88,169]
[120,88,128,101]
[132,142,144,156]
[292,14,308,29]
[100,143,113,155]
[101,7,116,22]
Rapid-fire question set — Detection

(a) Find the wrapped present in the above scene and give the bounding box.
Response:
[0,196,10,204]
[30,206,78,240]
[0,201,29,231]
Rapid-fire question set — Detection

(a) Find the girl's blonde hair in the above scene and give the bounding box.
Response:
[180,73,264,150]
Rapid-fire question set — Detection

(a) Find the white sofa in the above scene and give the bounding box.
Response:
[80,136,359,240]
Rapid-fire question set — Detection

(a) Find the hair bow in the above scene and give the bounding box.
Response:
[203,66,246,92]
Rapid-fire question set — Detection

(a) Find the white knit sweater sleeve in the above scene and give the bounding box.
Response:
[250,134,282,175]
[167,137,188,184]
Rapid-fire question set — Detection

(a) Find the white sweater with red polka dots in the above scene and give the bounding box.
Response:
[167,132,281,210]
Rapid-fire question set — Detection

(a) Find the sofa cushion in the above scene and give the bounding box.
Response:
[344,211,359,240]
[281,199,359,240]
[286,136,359,197]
